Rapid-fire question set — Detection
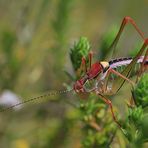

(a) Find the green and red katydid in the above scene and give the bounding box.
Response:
[0,17,147,128]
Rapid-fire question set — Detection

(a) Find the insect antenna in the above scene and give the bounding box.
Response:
[0,88,73,113]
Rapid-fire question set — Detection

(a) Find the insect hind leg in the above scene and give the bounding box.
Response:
[109,16,145,57]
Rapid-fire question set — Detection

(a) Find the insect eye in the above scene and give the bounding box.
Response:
[83,79,96,92]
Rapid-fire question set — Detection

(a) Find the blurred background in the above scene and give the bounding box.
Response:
[0,0,148,147]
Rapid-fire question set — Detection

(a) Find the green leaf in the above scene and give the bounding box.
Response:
[70,37,91,71]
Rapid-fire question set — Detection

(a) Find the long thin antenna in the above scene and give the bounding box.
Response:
[0,89,73,113]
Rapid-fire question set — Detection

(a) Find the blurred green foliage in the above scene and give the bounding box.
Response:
[98,26,118,59]
[70,37,90,73]
[0,30,23,90]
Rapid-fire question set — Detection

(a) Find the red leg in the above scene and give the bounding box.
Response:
[109,16,145,56]
[103,67,135,93]
[80,57,87,73]
[98,94,121,128]
[80,51,94,72]
[89,51,93,69]
[88,51,97,69]
[109,68,135,86]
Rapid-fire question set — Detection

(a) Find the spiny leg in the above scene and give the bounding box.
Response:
[109,16,145,57]
[98,94,121,128]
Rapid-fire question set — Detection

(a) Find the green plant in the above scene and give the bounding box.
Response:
[121,73,148,147]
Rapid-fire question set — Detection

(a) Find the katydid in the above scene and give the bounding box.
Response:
[0,17,148,128]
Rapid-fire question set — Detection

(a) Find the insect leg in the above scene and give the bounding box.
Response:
[109,16,145,56]
[112,39,148,93]
[80,51,94,72]
[98,94,121,128]
[80,57,87,73]
[88,51,93,69]
[108,68,135,86]
[102,68,134,94]
[139,48,148,75]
